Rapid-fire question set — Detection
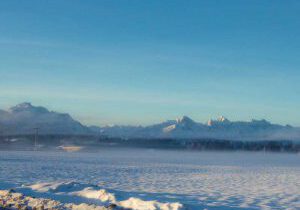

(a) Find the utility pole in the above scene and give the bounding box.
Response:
[34,127,39,151]
[0,129,3,142]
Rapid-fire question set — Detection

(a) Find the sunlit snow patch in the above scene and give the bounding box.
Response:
[119,197,183,210]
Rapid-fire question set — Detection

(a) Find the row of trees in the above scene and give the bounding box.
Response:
[184,139,300,152]
[1,134,300,152]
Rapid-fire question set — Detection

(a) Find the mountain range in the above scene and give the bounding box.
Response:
[0,102,90,135]
[1,102,300,141]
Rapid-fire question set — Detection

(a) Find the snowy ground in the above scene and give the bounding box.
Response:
[0,149,299,210]
[0,189,116,210]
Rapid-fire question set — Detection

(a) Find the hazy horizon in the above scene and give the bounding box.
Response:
[0,101,299,128]
[1,1,300,126]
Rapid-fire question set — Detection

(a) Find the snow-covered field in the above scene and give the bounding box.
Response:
[0,149,299,210]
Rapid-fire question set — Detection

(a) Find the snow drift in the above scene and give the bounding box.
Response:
[24,181,184,210]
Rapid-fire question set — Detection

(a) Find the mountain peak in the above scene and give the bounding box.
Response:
[217,116,230,123]
[10,102,33,112]
[163,116,196,133]
[14,102,32,108]
[207,116,230,126]
[176,116,194,124]
[9,102,48,114]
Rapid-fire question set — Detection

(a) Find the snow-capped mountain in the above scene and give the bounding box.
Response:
[1,102,300,141]
[0,102,92,135]
[163,116,199,132]
[101,116,300,141]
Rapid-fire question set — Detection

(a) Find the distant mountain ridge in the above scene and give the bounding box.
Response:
[0,102,91,135]
[1,102,300,141]
[101,115,300,141]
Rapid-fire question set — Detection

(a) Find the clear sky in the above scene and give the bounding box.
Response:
[0,0,300,126]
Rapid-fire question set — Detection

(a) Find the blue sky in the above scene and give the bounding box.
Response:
[0,0,300,126]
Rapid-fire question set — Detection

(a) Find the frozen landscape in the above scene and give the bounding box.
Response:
[2,1,300,209]
[1,102,300,142]
[0,149,299,210]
